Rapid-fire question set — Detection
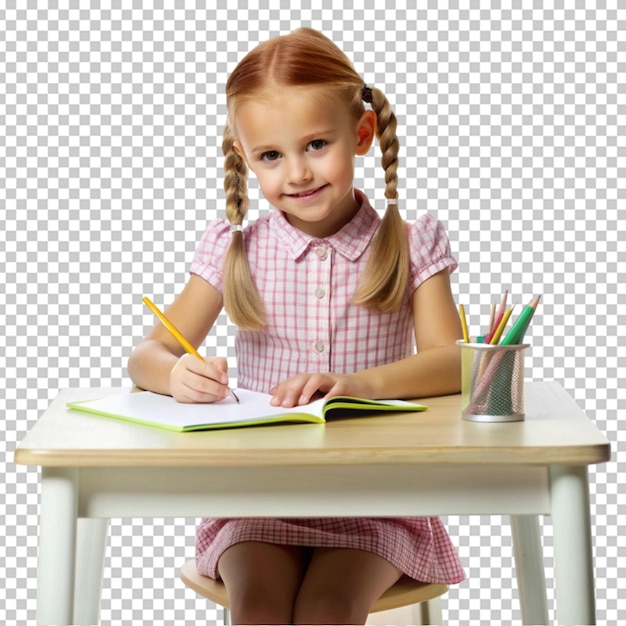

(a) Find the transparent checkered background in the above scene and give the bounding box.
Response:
[2,3,624,625]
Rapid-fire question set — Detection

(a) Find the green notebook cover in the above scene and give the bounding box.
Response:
[67,388,427,432]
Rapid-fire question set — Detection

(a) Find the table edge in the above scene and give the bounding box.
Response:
[14,442,612,468]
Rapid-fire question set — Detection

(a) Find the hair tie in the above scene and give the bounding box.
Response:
[387,198,398,206]
[230,224,243,233]
[361,84,373,104]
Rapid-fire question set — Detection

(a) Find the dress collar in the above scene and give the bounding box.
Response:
[271,190,380,261]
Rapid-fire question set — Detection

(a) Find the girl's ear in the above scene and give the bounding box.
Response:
[355,109,376,155]
[232,140,247,163]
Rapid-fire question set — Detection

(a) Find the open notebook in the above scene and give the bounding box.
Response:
[67,388,427,432]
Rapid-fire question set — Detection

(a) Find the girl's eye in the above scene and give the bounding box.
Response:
[261,151,281,162]
[308,139,327,151]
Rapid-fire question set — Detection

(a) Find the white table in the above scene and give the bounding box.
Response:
[14,381,610,625]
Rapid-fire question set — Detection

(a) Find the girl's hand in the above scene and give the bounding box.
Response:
[170,353,232,404]
[269,373,375,408]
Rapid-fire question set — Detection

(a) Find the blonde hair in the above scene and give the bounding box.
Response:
[222,28,408,330]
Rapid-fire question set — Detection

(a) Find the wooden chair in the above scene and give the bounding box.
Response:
[180,559,447,625]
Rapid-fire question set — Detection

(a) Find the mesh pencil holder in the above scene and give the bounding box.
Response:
[459,341,529,423]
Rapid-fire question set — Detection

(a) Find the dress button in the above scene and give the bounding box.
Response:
[315,287,325,299]
[315,247,328,260]
[315,341,325,353]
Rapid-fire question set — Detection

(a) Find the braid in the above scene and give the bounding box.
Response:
[222,126,249,226]
[371,88,399,202]
[222,124,266,330]
[354,86,409,311]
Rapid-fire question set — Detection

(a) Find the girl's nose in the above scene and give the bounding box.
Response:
[287,157,312,183]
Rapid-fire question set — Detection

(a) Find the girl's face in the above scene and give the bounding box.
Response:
[232,86,376,238]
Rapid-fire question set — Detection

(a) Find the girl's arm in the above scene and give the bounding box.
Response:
[270,269,463,407]
[127,274,230,403]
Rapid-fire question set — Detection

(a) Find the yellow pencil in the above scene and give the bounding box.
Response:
[143,296,239,402]
[489,306,515,345]
[143,296,201,358]
[459,304,470,343]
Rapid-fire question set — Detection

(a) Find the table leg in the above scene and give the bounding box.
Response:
[73,518,109,625]
[510,515,549,625]
[549,465,596,626]
[37,467,78,626]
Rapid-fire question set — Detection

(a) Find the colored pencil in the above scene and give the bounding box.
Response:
[501,296,541,346]
[143,296,239,403]
[459,304,470,343]
[143,296,202,358]
[489,306,515,345]
[484,290,508,344]
[488,302,496,335]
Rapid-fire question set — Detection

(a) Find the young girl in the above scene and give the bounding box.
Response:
[129,27,464,625]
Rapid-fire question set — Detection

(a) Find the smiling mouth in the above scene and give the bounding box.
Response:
[288,185,327,198]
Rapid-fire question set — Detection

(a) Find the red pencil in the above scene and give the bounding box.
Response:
[484,289,508,344]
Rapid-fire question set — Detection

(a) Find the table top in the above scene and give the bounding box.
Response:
[14,381,610,468]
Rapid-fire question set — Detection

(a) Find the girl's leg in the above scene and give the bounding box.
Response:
[217,541,310,625]
[293,547,404,625]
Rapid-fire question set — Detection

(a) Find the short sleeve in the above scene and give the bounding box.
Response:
[189,219,232,293]
[408,213,458,293]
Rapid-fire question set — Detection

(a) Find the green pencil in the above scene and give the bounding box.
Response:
[500,296,541,345]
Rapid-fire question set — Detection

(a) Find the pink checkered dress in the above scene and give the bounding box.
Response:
[191,190,465,584]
